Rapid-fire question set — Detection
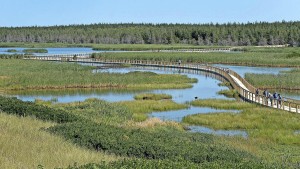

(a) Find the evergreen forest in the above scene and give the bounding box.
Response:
[1,21,300,46]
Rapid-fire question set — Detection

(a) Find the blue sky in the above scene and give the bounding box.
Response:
[1,0,299,27]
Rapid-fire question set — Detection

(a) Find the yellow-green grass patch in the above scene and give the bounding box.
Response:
[0,113,118,169]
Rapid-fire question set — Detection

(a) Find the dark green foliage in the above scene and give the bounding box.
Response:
[0,96,80,123]
[65,159,271,169]
[22,48,48,53]
[1,22,300,46]
[48,121,261,164]
[286,52,300,58]
[6,49,18,52]
[0,54,24,59]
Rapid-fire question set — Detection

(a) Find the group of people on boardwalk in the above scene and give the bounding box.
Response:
[259,89,283,108]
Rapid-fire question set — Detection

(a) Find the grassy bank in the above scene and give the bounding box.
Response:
[134,93,172,100]
[184,99,300,145]
[118,99,188,121]
[0,113,117,169]
[190,99,256,110]
[0,95,297,168]
[48,98,132,125]
[183,99,300,167]
[245,68,300,90]
[217,89,239,98]
[0,60,196,90]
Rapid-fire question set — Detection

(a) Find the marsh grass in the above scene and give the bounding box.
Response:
[125,117,183,130]
[185,99,300,145]
[118,100,188,121]
[217,89,239,98]
[0,113,117,169]
[0,60,195,90]
[218,136,300,168]
[245,68,300,90]
[134,93,172,100]
[190,99,255,110]
[50,98,132,125]
[92,49,300,67]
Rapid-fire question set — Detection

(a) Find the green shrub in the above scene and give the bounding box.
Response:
[0,96,80,123]
[66,158,271,169]
[0,54,24,59]
[23,48,48,53]
[6,49,18,53]
[48,121,261,164]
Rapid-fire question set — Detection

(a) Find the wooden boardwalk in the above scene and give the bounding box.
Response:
[27,55,300,114]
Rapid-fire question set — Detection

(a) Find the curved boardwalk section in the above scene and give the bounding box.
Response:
[29,54,300,114]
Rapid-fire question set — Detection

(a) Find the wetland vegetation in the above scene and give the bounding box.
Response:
[91,47,300,67]
[1,46,300,168]
[0,59,196,91]
[245,68,300,90]
[184,99,300,145]
[22,48,48,53]
[6,49,18,52]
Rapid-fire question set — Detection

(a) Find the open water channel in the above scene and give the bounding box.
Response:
[4,47,299,137]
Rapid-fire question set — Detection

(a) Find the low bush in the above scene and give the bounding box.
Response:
[23,48,48,53]
[6,49,18,53]
[0,96,80,123]
[48,121,261,164]
[65,158,270,169]
[0,54,24,59]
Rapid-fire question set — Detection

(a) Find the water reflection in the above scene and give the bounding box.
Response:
[189,126,248,138]
[149,106,239,122]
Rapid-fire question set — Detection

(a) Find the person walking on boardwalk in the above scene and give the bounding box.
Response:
[269,93,273,106]
[263,90,268,105]
[273,92,278,106]
[255,89,259,102]
[278,94,282,108]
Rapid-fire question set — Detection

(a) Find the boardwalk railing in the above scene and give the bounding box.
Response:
[28,55,300,114]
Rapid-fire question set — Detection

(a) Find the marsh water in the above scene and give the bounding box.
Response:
[0,47,94,55]
[4,47,300,137]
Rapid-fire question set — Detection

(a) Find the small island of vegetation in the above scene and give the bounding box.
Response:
[22,48,48,53]
[6,49,18,53]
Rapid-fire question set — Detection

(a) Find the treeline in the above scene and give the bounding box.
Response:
[1,21,300,46]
